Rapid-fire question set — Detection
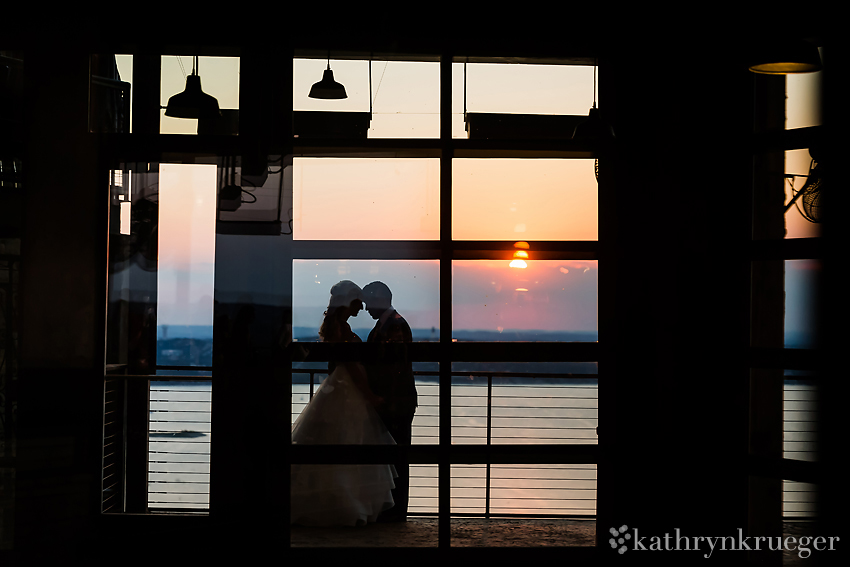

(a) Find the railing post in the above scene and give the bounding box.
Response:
[124,377,150,512]
[486,373,492,519]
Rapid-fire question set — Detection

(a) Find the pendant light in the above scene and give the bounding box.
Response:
[164,56,221,119]
[572,58,614,143]
[308,56,347,99]
[749,38,822,74]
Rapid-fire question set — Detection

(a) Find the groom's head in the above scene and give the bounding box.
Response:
[363,281,392,320]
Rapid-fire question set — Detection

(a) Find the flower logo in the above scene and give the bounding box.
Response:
[609,525,631,554]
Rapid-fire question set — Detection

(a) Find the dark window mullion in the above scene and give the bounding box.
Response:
[452,240,599,261]
[438,50,453,548]
[290,240,441,260]
[291,240,598,260]
[749,237,823,260]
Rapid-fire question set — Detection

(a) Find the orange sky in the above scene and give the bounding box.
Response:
[292,157,598,241]
[156,163,217,326]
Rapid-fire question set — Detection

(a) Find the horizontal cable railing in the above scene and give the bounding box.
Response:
[101,379,123,513]
[292,369,816,519]
[783,378,817,518]
[101,370,814,517]
[292,367,598,517]
[148,380,212,510]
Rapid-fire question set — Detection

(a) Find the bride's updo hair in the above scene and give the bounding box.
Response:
[319,280,363,342]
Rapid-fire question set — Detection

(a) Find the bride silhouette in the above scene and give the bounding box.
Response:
[290,280,397,526]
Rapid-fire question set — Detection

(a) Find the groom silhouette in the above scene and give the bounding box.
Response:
[362,281,417,522]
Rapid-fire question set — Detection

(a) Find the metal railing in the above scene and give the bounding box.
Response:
[147,379,212,510]
[291,370,817,519]
[100,371,816,518]
[292,367,599,518]
[783,378,817,518]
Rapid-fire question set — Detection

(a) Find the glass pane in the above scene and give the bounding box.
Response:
[453,260,598,341]
[786,47,823,130]
[292,362,437,448]
[410,464,438,515]
[785,259,819,349]
[160,56,240,135]
[106,164,160,374]
[292,260,439,340]
[452,63,596,139]
[291,463,439,544]
[148,380,212,510]
[115,55,133,131]
[453,159,597,241]
[451,362,597,445]
[294,58,439,139]
[784,149,821,238]
[90,54,131,133]
[216,155,288,231]
[451,464,597,520]
[783,373,818,517]
[784,481,816,519]
[785,374,817,462]
[156,164,217,368]
[293,158,439,240]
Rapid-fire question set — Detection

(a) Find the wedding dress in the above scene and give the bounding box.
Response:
[290,361,398,526]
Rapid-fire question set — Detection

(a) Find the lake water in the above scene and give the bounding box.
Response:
[146,379,816,518]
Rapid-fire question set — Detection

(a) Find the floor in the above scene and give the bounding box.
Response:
[290,517,597,548]
[291,518,817,564]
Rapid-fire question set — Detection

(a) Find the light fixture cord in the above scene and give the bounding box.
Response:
[373,60,389,108]
[464,60,467,122]
[369,55,373,119]
[593,57,597,108]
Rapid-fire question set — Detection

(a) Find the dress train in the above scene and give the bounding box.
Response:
[291,363,397,526]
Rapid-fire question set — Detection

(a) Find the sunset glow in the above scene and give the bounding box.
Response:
[453,159,597,241]
[293,157,439,240]
[784,148,820,238]
[157,163,217,326]
[453,260,598,334]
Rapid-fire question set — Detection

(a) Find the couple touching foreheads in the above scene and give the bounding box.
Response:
[291,280,417,527]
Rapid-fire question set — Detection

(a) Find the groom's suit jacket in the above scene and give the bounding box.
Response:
[365,310,417,419]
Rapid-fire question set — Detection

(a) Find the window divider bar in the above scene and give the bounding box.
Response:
[289,444,599,464]
[486,373,492,519]
[749,237,823,261]
[289,240,599,260]
[287,342,598,363]
[748,347,820,370]
[438,49,453,549]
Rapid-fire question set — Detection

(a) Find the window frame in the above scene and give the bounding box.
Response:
[287,52,605,542]
[748,69,822,534]
[99,49,608,546]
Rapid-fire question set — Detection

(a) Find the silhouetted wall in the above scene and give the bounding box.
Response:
[1,22,841,566]
[15,47,106,560]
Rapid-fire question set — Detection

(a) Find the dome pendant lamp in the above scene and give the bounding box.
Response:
[572,58,614,144]
[164,56,221,119]
[309,57,348,99]
[572,106,615,142]
[749,38,822,74]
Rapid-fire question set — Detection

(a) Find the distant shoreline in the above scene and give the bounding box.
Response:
[156,325,814,348]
